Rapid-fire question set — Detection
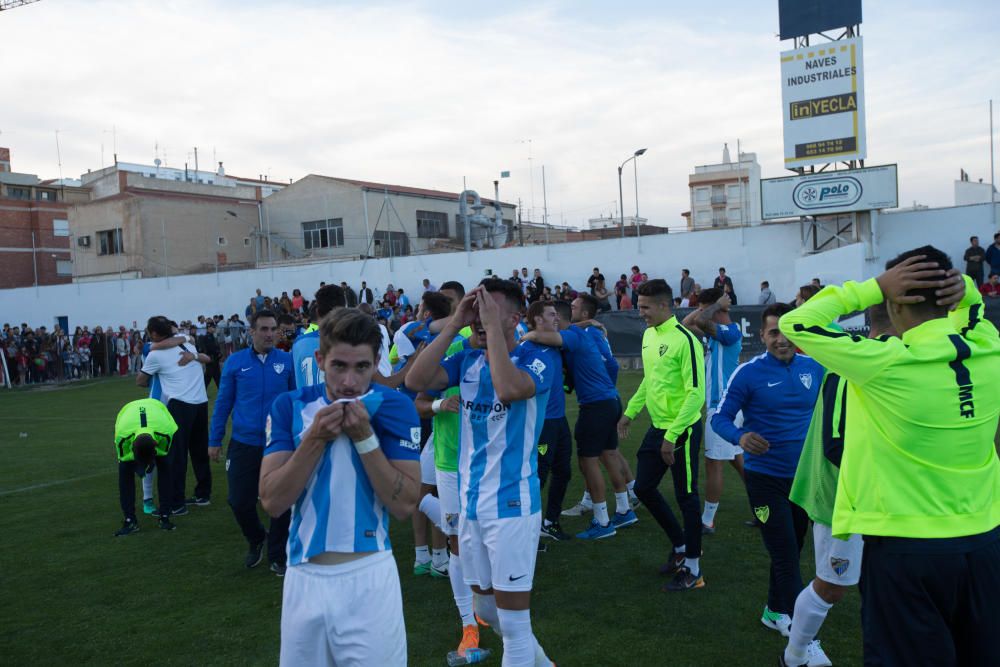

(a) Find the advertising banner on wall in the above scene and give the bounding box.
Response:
[760,164,897,220]
[780,37,866,169]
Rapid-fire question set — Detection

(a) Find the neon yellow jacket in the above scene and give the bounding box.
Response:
[114,398,178,462]
[624,316,705,442]
[781,276,1000,539]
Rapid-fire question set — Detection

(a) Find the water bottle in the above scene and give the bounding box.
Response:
[446,647,493,666]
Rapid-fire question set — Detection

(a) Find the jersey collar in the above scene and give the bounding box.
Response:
[900,317,957,346]
[654,315,678,333]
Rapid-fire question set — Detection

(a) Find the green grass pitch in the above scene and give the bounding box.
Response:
[0,373,862,666]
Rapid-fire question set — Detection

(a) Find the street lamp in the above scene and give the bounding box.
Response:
[618,148,647,238]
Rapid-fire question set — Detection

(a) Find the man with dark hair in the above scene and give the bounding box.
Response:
[587,267,605,296]
[712,302,823,637]
[524,298,635,540]
[261,308,421,666]
[759,281,777,305]
[618,279,707,591]
[406,278,560,666]
[965,235,987,286]
[714,267,737,304]
[293,285,347,387]
[341,281,359,308]
[982,272,1000,298]
[682,288,745,533]
[210,308,296,574]
[781,245,1000,666]
[113,398,178,535]
[359,280,375,306]
[199,322,222,389]
[680,269,695,300]
[138,316,212,517]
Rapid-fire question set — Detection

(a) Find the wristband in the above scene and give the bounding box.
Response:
[353,433,379,455]
[431,399,444,414]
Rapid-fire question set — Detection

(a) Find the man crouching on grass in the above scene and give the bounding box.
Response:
[114,398,178,536]
[259,308,421,666]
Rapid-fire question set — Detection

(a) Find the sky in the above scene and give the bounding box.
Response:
[3,0,998,228]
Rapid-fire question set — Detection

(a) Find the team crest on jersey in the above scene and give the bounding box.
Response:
[411,427,422,444]
[527,358,547,379]
[273,363,285,375]
[830,557,850,576]
[799,373,813,390]
[538,443,549,456]
[659,344,668,357]
[754,505,770,524]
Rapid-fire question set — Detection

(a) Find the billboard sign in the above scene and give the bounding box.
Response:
[778,0,862,41]
[761,164,898,219]
[781,37,866,168]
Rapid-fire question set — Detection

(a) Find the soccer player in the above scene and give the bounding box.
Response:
[113,398,177,535]
[681,288,745,533]
[781,247,1000,666]
[259,308,422,666]
[406,279,558,667]
[292,284,346,387]
[138,316,211,517]
[617,279,706,591]
[209,309,296,574]
[711,303,823,632]
[523,300,574,542]
[522,299,636,538]
[776,303,895,667]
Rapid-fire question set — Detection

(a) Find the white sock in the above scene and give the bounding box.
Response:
[593,501,609,527]
[474,593,501,634]
[784,583,834,666]
[626,480,635,493]
[449,554,475,626]
[414,545,430,564]
[581,490,593,507]
[685,557,700,577]
[498,608,536,666]
[674,544,686,555]
[142,471,154,501]
[614,492,630,515]
[702,501,719,526]
[534,637,552,666]
[432,548,448,569]
[418,494,444,532]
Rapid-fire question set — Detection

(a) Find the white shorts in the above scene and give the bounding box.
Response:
[280,551,406,666]
[705,408,745,461]
[420,433,437,486]
[813,523,864,586]
[458,513,541,593]
[435,469,460,536]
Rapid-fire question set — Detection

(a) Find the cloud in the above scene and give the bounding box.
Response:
[3,0,997,228]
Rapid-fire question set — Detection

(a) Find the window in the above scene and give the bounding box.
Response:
[97,228,123,256]
[695,188,710,203]
[727,207,742,223]
[727,184,741,200]
[416,210,448,238]
[37,189,57,201]
[217,236,227,246]
[372,230,409,257]
[243,237,251,247]
[7,186,29,200]
[53,219,69,237]
[302,218,344,250]
[56,260,73,276]
[696,210,711,223]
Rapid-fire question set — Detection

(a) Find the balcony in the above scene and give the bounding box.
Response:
[710,194,727,206]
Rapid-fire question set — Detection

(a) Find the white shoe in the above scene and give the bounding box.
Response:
[761,606,792,637]
[561,502,593,517]
[806,640,832,667]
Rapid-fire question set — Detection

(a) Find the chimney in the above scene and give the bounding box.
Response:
[0,147,10,173]
[217,161,225,177]
[722,143,731,164]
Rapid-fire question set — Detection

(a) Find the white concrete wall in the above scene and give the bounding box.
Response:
[3,203,998,331]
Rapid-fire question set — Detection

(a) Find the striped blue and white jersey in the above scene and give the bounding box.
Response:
[141,342,165,404]
[441,342,558,520]
[291,330,322,387]
[705,323,742,409]
[264,383,420,564]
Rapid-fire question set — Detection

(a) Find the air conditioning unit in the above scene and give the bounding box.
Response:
[77,236,91,247]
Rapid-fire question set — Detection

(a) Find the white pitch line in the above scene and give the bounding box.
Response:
[0,470,112,496]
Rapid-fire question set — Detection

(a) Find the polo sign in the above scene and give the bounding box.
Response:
[761,164,898,219]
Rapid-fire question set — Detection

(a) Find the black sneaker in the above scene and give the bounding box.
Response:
[658,553,686,577]
[246,540,265,568]
[158,516,177,531]
[662,566,705,592]
[171,505,189,517]
[540,522,573,541]
[270,561,287,577]
[778,654,805,667]
[115,518,140,537]
[185,497,211,507]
